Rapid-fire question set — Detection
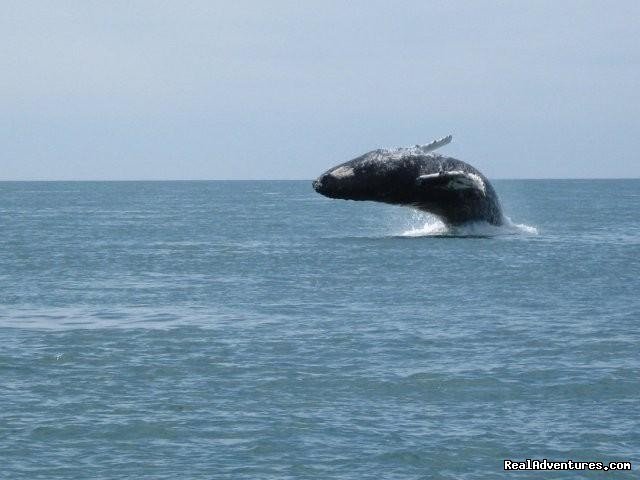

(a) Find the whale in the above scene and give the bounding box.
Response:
[312,135,504,226]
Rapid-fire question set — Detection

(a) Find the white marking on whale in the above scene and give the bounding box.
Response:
[416,170,486,195]
[330,166,354,178]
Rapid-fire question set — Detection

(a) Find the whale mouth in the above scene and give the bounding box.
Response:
[312,175,341,198]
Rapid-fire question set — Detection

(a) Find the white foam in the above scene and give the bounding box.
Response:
[399,212,538,237]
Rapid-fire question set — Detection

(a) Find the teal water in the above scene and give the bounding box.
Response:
[1,180,639,479]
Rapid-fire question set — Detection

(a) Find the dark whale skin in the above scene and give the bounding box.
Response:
[312,150,504,226]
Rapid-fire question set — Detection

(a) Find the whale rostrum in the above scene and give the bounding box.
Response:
[312,135,504,226]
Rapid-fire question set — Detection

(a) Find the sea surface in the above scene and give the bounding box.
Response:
[1,180,639,479]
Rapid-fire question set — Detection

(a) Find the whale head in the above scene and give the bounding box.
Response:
[312,154,423,203]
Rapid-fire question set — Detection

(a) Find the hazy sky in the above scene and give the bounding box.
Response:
[2,1,638,180]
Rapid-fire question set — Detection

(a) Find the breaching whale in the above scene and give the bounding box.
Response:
[312,135,504,226]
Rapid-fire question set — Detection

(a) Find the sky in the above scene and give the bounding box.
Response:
[1,0,639,180]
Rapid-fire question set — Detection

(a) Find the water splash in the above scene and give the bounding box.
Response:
[399,211,537,237]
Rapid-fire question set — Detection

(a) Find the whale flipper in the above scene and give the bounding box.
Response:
[376,135,453,160]
[416,135,452,154]
[416,170,486,195]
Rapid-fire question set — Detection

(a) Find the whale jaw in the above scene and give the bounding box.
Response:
[312,176,335,197]
[312,172,360,200]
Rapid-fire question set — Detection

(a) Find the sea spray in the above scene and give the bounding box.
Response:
[399,210,538,237]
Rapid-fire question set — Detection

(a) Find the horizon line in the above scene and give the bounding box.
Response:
[0,177,639,182]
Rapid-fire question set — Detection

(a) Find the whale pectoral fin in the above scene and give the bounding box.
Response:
[417,135,452,154]
[416,171,486,195]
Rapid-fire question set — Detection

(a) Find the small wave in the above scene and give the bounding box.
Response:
[399,212,537,238]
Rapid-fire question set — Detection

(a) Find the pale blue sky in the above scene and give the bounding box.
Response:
[2,1,638,180]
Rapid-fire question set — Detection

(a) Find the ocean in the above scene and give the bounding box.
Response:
[1,180,638,479]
